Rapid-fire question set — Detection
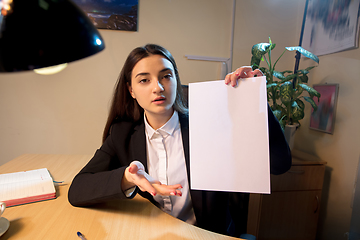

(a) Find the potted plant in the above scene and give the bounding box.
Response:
[250,38,321,148]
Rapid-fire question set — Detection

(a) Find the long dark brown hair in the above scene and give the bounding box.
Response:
[102,44,188,143]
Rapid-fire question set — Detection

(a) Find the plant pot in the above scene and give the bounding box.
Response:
[284,124,299,150]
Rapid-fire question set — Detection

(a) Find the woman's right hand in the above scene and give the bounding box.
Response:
[121,161,182,197]
[224,66,264,87]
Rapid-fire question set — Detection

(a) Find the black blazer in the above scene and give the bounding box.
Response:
[68,105,291,235]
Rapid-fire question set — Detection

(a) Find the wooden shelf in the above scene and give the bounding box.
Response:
[247,151,326,240]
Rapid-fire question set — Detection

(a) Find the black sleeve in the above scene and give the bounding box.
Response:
[68,125,138,207]
[267,104,292,175]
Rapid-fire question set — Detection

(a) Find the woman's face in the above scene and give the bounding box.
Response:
[128,54,177,124]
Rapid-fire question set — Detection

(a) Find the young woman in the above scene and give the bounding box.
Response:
[68,44,292,236]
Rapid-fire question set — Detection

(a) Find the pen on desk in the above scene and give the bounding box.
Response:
[77,231,87,240]
[53,180,64,184]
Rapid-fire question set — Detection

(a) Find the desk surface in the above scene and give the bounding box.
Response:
[0,154,238,240]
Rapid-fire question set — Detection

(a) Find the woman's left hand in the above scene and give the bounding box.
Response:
[224,66,263,87]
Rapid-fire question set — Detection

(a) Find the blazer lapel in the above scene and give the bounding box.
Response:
[179,113,204,224]
[130,121,148,172]
[179,113,191,184]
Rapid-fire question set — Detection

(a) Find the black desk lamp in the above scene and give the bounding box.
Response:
[0,0,105,72]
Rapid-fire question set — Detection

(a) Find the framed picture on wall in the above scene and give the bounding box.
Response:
[72,0,138,31]
[309,84,339,134]
[301,0,360,56]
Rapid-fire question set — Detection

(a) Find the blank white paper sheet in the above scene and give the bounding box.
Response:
[189,76,270,194]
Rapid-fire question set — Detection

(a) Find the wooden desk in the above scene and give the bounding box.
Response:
[0,154,238,240]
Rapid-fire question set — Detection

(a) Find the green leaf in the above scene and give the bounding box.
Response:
[303,96,318,111]
[299,74,308,83]
[267,83,278,88]
[279,119,285,132]
[283,73,298,81]
[251,56,260,70]
[297,66,317,74]
[280,81,293,104]
[295,99,305,109]
[285,46,319,63]
[259,67,270,79]
[305,66,317,71]
[273,71,286,80]
[277,105,287,113]
[251,43,276,67]
[252,43,272,56]
[291,101,305,121]
[298,84,321,99]
[293,85,304,99]
[273,49,287,69]
[280,70,293,74]
[278,114,287,131]
[272,109,283,121]
[297,69,309,75]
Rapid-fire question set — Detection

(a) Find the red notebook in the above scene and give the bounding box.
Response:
[0,168,56,207]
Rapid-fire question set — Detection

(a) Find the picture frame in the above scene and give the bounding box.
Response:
[72,0,138,31]
[309,84,339,134]
[301,0,360,56]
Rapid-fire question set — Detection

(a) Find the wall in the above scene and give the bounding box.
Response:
[0,0,233,164]
[0,0,358,239]
[294,45,360,240]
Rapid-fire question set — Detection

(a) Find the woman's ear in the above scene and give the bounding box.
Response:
[127,83,136,99]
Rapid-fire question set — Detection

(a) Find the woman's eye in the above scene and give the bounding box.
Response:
[163,74,172,79]
[139,79,148,83]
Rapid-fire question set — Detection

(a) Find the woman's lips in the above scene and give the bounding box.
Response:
[152,96,166,104]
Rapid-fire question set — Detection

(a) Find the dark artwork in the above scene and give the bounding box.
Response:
[72,0,138,31]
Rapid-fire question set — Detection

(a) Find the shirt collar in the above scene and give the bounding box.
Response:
[144,111,179,139]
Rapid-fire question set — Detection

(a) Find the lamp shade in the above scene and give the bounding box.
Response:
[0,0,105,72]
